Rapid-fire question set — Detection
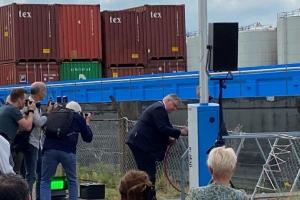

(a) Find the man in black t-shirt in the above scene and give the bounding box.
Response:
[0,88,35,174]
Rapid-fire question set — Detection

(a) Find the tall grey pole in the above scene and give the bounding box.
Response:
[199,0,209,103]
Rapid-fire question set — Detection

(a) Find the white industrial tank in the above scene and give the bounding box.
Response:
[186,33,201,71]
[238,23,277,67]
[277,9,300,64]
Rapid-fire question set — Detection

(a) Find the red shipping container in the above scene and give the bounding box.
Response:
[0,4,58,62]
[146,59,186,74]
[0,62,59,85]
[102,11,147,67]
[104,66,145,78]
[56,4,102,61]
[127,5,186,61]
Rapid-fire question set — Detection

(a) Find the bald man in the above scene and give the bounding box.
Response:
[21,82,52,197]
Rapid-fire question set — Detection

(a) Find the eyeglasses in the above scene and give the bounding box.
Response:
[170,99,179,109]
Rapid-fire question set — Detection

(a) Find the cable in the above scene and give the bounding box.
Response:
[163,143,182,192]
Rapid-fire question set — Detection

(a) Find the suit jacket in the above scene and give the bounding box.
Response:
[126,101,181,161]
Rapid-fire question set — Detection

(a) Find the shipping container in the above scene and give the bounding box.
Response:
[0,4,58,62]
[102,11,147,67]
[126,5,186,61]
[104,59,186,78]
[104,66,145,77]
[0,62,59,85]
[146,59,186,74]
[60,62,102,80]
[56,4,102,61]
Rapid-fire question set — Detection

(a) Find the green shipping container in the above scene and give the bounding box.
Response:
[60,62,102,80]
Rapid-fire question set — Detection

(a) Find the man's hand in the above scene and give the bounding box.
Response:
[28,101,36,111]
[85,113,92,125]
[168,137,176,145]
[180,126,188,136]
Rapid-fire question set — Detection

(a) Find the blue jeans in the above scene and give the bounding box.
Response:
[23,144,38,192]
[35,148,42,200]
[40,149,77,200]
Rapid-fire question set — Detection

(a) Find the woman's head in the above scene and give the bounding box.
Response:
[207,146,237,180]
[119,170,155,200]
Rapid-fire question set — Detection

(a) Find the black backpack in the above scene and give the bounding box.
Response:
[44,108,74,139]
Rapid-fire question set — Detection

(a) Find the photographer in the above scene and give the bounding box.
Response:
[0,88,35,174]
[40,101,93,200]
[19,82,52,197]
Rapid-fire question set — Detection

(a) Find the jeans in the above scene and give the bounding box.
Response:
[129,145,157,185]
[23,144,38,192]
[40,149,77,200]
[35,148,42,200]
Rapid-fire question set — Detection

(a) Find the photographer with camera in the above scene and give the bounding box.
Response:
[16,82,53,198]
[40,101,93,200]
[0,88,35,174]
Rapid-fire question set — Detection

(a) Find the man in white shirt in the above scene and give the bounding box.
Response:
[22,82,52,196]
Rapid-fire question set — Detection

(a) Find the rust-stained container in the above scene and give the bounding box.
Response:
[146,59,187,74]
[0,4,58,62]
[102,11,147,67]
[104,66,145,78]
[126,5,186,61]
[56,4,102,61]
[0,62,59,85]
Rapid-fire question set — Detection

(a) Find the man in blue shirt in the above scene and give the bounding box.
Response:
[40,101,93,200]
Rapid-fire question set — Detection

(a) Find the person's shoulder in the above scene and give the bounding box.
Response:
[226,187,248,199]
[6,104,20,113]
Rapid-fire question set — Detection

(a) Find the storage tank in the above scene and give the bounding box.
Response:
[186,33,201,71]
[238,23,277,67]
[277,9,300,64]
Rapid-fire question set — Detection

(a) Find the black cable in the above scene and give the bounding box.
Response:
[205,45,212,77]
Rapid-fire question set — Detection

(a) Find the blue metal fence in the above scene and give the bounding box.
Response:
[0,63,300,103]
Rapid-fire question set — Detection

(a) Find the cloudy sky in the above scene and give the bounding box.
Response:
[1,0,300,32]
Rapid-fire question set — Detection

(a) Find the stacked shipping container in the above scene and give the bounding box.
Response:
[0,3,187,84]
[102,5,187,77]
[0,4,58,62]
[0,4,102,85]
[56,4,102,81]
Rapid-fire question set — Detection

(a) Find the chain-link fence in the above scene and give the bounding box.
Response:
[225,133,300,199]
[76,117,300,200]
[76,118,189,198]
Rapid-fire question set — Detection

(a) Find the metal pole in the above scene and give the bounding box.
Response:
[199,0,209,103]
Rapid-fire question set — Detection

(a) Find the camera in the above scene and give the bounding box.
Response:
[56,96,62,104]
[25,99,33,107]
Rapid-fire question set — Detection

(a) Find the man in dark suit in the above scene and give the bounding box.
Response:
[126,94,188,185]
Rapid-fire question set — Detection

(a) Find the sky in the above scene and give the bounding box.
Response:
[1,0,300,32]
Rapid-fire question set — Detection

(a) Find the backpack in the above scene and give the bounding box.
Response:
[44,108,74,139]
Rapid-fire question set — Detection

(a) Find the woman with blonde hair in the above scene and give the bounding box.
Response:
[119,170,156,200]
[186,146,248,200]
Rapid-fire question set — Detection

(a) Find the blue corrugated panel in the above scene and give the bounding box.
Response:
[0,63,300,103]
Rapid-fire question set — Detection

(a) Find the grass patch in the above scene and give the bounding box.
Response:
[76,163,181,200]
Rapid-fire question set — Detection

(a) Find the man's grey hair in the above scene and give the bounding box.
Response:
[66,101,82,113]
[31,82,46,95]
[163,94,181,103]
